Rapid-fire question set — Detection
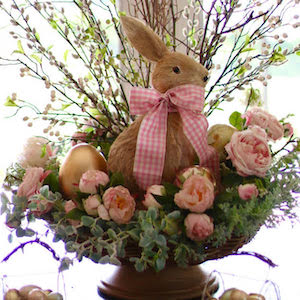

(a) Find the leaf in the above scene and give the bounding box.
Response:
[4,96,17,107]
[107,228,117,240]
[91,225,104,237]
[99,255,110,264]
[17,40,24,54]
[59,257,73,272]
[81,215,95,227]
[163,182,180,196]
[61,103,71,110]
[63,49,69,62]
[30,54,42,64]
[40,185,49,198]
[296,51,300,56]
[241,47,255,53]
[155,256,166,272]
[109,172,124,187]
[229,111,245,130]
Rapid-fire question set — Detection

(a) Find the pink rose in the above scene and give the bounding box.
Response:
[64,200,80,226]
[242,107,284,141]
[174,166,215,188]
[83,194,101,216]
[143,185,165,208]
[238,184,259,200]
[18,137,55,168]
[79,170,109,194]
[225,126,272,177]
[102,186,136,224]
[184,213,214,241]
[17,167,50,198]
[174,174,215,213]
[28,195,54,217]
[283,123,294,137]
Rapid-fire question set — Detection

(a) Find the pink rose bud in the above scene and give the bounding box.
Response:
[283,123,294,137]
[97,204,110,221]
[79,170,109,194]
[184,213,214,242]
[83,194,101,216]
[65,200,77,213]
[242,107,284,141]
[225,126,272,177]
[64,200,80,227]
[238,184,259,200]
[17,167,50,198]
[103,186,136,224]
[174,166,215,188]
[174,174,215,213]
[143,185,166,208]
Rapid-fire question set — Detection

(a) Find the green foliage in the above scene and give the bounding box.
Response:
[229,111,245,131]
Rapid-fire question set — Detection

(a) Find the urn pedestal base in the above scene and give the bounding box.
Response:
[98,263,218,300]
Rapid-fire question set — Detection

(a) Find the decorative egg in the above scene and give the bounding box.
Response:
[47,292,64,300]
[59,143,107,199]
[27,289,48,300]
[4,289,21,300]
[19,285,41,299]
[248,293,266,300]
[219,288,248,300]
[207,124,236,161]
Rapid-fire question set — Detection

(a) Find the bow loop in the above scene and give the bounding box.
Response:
[130,84,219,190]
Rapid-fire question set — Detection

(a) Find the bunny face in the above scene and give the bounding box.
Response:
[152,52,209,93]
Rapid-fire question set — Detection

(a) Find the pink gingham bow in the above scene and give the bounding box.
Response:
[130,84,219,190]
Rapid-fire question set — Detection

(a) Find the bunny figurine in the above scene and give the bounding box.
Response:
[108,16,219,193]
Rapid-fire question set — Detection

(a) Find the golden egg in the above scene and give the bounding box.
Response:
[207,124,236,161]
[219,288,248,300]
[59,143,107,199]
[248,293,266,300]
[47,292,64,300]
[19,285,41,299]
[27,289,48,300]
[4,289,21,300]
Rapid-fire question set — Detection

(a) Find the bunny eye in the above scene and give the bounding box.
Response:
[203,75,209,82]
[172,66,181,74]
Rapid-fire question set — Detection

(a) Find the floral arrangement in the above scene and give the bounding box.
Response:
[0,0,299,276]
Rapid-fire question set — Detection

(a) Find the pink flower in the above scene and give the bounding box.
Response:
[102,186,136,224]
[283,123,294,137]
[143,185,165,208]
[18,137,55,168]
[97,204,110,221]
[64,200,80,226]
[225,126,272,177]
[71,132,88,146]
[174,174,215,213]
[17,167,50,198]
[242,107,284,141]
[65,200,77,213]
[184,213,214,241]
[238,184,259,200]
[28,195,54,217]
[174,166,215,188]
[83,194,101,216]
[79,170,109,194]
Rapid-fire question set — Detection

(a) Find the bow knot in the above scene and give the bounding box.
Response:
[130,84,219,190]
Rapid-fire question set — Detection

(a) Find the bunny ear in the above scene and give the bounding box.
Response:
[120,16,168,62]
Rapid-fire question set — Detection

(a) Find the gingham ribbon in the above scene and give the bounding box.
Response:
[130,84,219,190]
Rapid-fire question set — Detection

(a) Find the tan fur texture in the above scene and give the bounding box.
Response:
[108,16,208,194]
